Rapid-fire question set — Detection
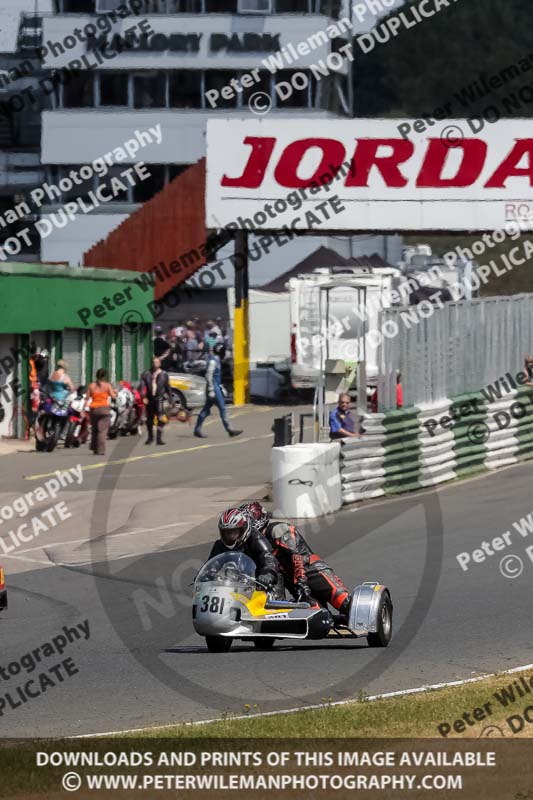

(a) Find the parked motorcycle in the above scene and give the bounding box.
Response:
[108,382,142,439]
[65,386,89,449]
[34,392,69,452]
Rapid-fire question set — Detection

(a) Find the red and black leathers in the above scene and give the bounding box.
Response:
[264,520,351,613]
[209,529,280,589]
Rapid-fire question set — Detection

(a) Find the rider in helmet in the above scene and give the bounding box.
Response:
[209,507,280,591]
[240,501,351,618]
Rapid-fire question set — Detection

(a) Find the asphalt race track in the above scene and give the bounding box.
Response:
[0,406,532,737]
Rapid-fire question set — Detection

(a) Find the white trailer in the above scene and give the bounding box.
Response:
[289,268,401,390]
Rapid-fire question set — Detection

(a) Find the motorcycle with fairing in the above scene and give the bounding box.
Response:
[192,552,392,652]
[34,391,69,452]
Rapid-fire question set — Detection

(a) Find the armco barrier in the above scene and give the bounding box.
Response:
[339,388,533,505]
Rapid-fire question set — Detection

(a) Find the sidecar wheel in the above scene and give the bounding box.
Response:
[367,593,392,648]
[205,636,232,653]
[253,638,276,650]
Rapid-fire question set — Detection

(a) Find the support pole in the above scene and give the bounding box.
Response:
[233,230,250,407]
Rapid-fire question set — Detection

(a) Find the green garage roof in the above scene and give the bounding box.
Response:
[0,262,149,282]
[0,262,154,333]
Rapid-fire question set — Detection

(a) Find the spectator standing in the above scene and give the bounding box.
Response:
[329,393,360,440]
[370,372,402,413]
[185,327,203,362]
[33,349,49,387]
[29,349,40,423]
[86,369,116,456]
[153,326,171,360]
[161,330,181,372]
[139,357,170,446]
[204,320,223,351]
[396,372,403,409]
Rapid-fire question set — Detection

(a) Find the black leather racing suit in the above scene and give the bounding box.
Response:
[208,530,281,590]
[264,520,351,614]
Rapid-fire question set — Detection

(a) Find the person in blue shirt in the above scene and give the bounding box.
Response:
[329,393,360,440]
[47,359,74,404]
[194,343,242,439]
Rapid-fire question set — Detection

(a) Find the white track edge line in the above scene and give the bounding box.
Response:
[69,661,533,739]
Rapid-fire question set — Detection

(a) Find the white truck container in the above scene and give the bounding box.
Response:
[289,268,400,390]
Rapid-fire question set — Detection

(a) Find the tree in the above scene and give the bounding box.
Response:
[355,0,532,118]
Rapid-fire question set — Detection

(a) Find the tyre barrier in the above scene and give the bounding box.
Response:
[339,388,533,505]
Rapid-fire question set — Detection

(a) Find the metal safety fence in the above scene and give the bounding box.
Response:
[377,294,533,410]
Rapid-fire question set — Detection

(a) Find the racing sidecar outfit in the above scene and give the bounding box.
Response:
[265,520,351,614]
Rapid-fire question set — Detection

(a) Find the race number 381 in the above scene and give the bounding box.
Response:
[200,595,226,613]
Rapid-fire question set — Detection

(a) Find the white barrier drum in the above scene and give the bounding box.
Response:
[271,443,342,519]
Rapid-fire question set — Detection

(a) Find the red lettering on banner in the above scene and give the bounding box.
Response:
[220,135,533,190]
[345,138,413,187]
[417,139,487,187]
[221,136,276,188]
[484,140,533,188]
[273,139,346,188]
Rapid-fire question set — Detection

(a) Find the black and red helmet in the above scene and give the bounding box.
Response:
[239,501,269,533]
[218,507,252,549]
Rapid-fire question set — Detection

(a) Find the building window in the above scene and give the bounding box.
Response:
[172,0,203,9]
[169,71,202,108]
[99,165,132,202]
[61,0,95,10]
[63,73,94,108]
[205,70,238,108]
[133,72,166,109]
[94,0,203,10]
[206,0,237,11]
[240,70,271,108]
[99,72,129,106]
[60,165,95,204]
[275,0,309,10]
[44,165,189,207]
[275,70,311,108]
[132,164,165,203]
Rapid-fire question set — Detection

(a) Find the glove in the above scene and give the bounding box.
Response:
[208,390,215,399]
[221,386,228,398]
[257,573,275,591]
[295,581,313,603]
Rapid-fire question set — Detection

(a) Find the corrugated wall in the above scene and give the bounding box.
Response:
[84,159,207,301]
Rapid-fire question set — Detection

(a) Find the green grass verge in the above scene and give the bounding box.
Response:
[2,669,532,796]
[139,668,533,739]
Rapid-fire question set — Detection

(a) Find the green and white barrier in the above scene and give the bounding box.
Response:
[339,387,533,505]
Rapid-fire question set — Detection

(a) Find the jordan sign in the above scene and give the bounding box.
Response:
[206,119,533,231]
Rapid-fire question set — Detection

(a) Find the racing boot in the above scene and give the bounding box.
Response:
[335,596,352,627]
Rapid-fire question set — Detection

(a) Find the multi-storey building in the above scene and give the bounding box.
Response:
[0,11,47,261]
[38,0,361,268]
